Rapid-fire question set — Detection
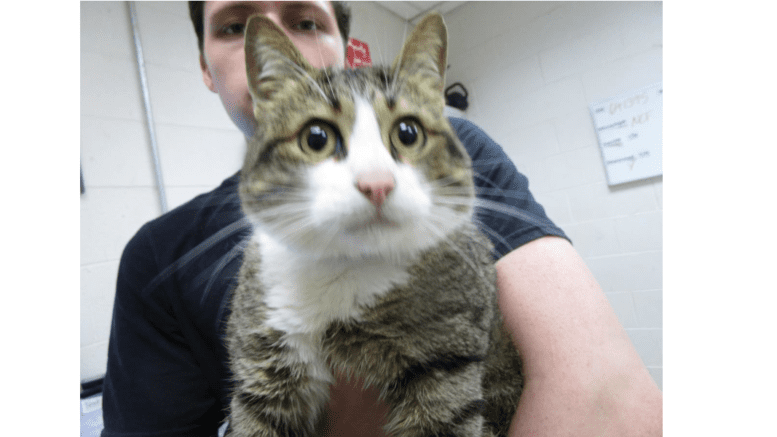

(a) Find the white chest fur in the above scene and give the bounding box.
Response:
[255,231,411,337]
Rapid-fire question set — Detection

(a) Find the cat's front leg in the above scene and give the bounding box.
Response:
[384,358,487,437]
[226,331,332,437]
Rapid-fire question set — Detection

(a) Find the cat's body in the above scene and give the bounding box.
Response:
[226,13,523,437]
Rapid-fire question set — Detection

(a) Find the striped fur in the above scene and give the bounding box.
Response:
[226,13,523,437]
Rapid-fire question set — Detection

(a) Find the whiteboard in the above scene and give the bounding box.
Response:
[589,82,663,186]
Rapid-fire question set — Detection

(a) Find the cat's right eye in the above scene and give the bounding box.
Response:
[299,121,343,159]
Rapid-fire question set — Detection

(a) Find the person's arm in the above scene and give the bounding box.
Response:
[496,236,663,436]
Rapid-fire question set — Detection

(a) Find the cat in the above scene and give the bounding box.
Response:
[225,12,523,437]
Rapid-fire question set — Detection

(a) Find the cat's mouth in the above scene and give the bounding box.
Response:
[345,215,401,233]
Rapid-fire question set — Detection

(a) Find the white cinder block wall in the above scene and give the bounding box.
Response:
[81,1,662,390]
[80,1,408,382]
[442,1,662,389]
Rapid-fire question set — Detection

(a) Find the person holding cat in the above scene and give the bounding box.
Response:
[100,2,662,437]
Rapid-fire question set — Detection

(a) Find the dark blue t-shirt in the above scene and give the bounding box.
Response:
[100,118,568,437]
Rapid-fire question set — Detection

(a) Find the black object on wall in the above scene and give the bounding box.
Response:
[445,83,469,111]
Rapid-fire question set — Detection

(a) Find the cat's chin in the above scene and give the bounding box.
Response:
[256,220,446,262]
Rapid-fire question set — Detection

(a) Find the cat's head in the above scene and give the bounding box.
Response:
[239,13,474,260]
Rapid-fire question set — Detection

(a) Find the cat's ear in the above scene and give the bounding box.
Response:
[391,13,448,91]
[244,14,317,102]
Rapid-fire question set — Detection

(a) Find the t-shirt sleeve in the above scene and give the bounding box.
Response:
[449,117,570,258]
[101,225,223,437]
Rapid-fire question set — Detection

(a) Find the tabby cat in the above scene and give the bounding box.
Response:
[226,13,523,437]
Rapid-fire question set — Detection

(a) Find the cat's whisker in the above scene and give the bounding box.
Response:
[312,28,337,101]
[433,194,560,240]
[389,21,410,99]
[426,173,473,189]
[252,208,311,227]
[365,8,386,68]
[471,171,504,191]
[431,194,475,206]
[420,218,483,281]
[199,235,252,305]
[369,22,382,68]
[472,197,556,229]
[470,217,512,257]
[427,170,539,205]
[149,217,252,301]
[278,57,333,105]
[472,186,534,201]
[435,184,536,202]
[471,157,519,170]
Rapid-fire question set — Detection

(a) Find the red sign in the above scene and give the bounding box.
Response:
[347,38,372,68]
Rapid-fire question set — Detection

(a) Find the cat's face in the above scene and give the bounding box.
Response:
[198,1,345,138]
[239,14,474,260]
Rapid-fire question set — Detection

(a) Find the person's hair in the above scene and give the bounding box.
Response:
[188,1,351,55]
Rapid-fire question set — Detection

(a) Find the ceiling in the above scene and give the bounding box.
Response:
[374,1,468,22]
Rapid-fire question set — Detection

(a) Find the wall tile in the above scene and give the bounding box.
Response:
[448,36,513,87]
[156,125,245,187]
[618,2,663,53]
[553,108,599,152]
[633,289,663,329]
[532,191,573,227]
[568,181,659,222]
[80,187,161,265]
[81,51,145,121]
[447,1,565,51]
[145,64,235,130]
[81,1,135,61]
[446,2,568,73]
[615,211,663,252]
[81,261,120,347]
[539,25,625,83]
[350,2,408,64]
[511,161,550,199]
[563,218,622,258]
[143,0,190,18]
[647,366,662,391]
[498,121,560,165]
[626,328,663,367]
[135,3,201,73]
[465,54,545,117]
[80,116,155,188]
[585,251,662,293]
[653,178,663,209]
[507,77,588,130]
[605,291,639,329]
[81,341,109,382]
[469,96,514,141]
[498,4,576,59]
[580,47,663,104]
[565,2,627,37]
[446,2,538,53]
[530,145,606,193]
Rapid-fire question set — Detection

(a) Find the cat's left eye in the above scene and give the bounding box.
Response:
[299,121,343,159]
[390,118,426,156]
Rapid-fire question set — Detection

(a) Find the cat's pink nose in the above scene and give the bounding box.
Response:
[356,170,395,208]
